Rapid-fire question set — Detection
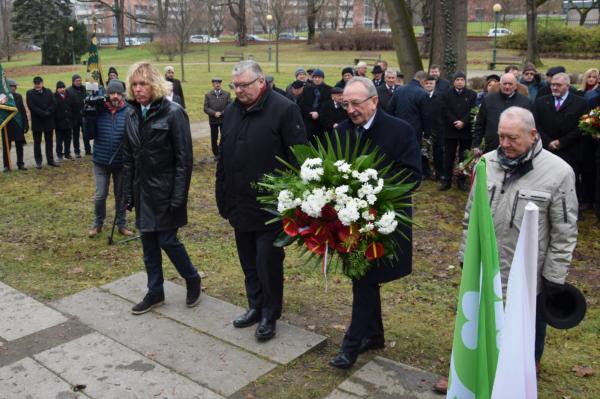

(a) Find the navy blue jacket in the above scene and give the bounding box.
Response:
[334,110,421,284]
[388,79,428,139]
[92,102,128,168]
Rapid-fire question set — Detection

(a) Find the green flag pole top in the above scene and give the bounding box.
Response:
[86,15,104,87]
[447,158,504,399]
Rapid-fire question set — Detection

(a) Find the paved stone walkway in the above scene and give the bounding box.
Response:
[0,273,444,398]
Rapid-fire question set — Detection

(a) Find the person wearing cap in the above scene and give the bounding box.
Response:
[334,67,354,89]
[26,76,58,168]
[376,69,399,114]
[476,74,500,106]
[472,73,532,154]
[165,66,185,109]
[53,81,71,162]
[66,74,88,158]
[87,79,134,239]
[428,64,450,93]
[285,68,307,97]
[286,80,305,104]
[122,61,200,315]
[371,65,384,87]
[435,106,579,394]
[204,77,231,158]
[520,63,547,103]
[298,68,331,141]
[2,79,29,171]
[439,72,477,191]
[319,86,347,133]
[217,60,306,341]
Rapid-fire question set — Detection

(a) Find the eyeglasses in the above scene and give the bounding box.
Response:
[229,77,260,90]
[341,96,374,110]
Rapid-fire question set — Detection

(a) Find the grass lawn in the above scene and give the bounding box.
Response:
[2,42,599,122]
[0,137,598,398]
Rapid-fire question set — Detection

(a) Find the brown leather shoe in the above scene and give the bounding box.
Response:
[88,226,102,238]
[433,377,448,394]
[118,227,134,236]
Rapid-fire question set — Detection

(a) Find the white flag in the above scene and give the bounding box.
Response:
[491,202,539,399]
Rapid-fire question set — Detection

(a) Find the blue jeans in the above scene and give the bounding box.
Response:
[93,163,126,228]
[141,229,198,295]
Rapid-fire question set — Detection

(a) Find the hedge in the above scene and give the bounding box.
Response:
[317,29,394,51]
[498,25,600,54]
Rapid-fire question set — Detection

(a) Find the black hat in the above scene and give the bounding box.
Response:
[107,79,125,95]
[33,76,43,84]
[108,66,118,75]
[486,74,501,82]
[396,72,404,79]
[56,81,66,89]
[312,69,324,78]
[453,71,466,81]
[372,65,383,74]
[211,77,223,83]
[341,67,354,76]
[546,66,566,77]
[539,282,586,329]
[330,87,344,94]
[291,80,305,89]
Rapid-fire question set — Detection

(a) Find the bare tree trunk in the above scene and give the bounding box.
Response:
[526,0,542,66]
[228,0,247,46]
[420,0,432,57]
[384,0,423,78]
[428,0,465,78]
[307,0,316,43]
[453,0,467,75]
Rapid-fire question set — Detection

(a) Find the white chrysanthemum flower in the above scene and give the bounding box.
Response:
[375,211,398,235]
[361,210,375,221]
[300,187,332,218]
[277,190,299,213]
[300,158,324,183]
[337,200,361,226]
[334,160,352,174]
[366,194,377,205]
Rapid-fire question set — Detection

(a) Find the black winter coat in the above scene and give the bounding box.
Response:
[7,92,29,142]
[534,93,589,163]
[166,77,185,109]
[472,91,531,152]
[66,85,86,124]
[122,98,193,232]
[26,88,55,132]
[334,110,421,284]
[376,84,398,114]
[424,90,444,140]
[298,82,331,138]
[441,88,477,140]
[388,79,428,138]
[53,93,71,131]
[319,99,347,134]
[216,88,307,232]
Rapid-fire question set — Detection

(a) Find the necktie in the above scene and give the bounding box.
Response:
[555,97,562,111]
[389,86,394,95]
[313,88,321,109]
[356,126,366,138]
[142,107,148,120]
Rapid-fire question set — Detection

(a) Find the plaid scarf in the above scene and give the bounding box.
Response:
[497,136,542,185]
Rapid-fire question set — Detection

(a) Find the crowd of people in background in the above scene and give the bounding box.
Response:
[2,60,599,226]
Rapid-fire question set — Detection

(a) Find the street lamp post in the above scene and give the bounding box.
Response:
[491,3,502,70]
[68,26,75,65]
[266,14,272,62]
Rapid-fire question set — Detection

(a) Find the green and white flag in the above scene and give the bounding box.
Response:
[86,33,104,87]
[447,158,504,399]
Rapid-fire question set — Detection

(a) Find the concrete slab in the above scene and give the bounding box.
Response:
[0,281,67,341]
[35,332,222,399]
[52,288,274,396]
[335,356,441,399]
[324,389,362,399]
[0,356,84,399]
[103,272,327,364]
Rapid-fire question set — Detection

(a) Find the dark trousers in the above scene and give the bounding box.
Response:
[580,137,597,205]
[2,138,24,169]
[55,128,71,158]
[341,282,383,355]
[72,118,91,155]
[443,137,470,183]
[234,228,285,321]
[141,229,198,296]
[433,135,445,180]
[210,123,222,156]
[535,295,547,361]
[32,130,54,165]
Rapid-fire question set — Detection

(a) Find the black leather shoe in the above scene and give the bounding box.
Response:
[48,162,60,167]
[131,292,165,315]
[255,317,276,341]
[358,337,385,354]
[329,352,357,369]
[233,308,261,328]
[185,275,202,307]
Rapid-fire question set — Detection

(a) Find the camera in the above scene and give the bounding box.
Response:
[82,94,107,117]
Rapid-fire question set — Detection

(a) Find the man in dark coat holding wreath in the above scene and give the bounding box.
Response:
[216,60,307,341]
[329,77,421,369]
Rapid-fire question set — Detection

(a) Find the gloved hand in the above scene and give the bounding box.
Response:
[542,277,565,295]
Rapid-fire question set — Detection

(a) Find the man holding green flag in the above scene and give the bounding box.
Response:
[446,157,504,399]
[0,64,20,171]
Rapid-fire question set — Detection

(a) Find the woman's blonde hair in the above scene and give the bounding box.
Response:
[126,61,169,102]
[581,68,599,91]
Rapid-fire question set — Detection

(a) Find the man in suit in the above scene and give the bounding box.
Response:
[534,72,588,203]
[298,68,331,142]
[204,77,231,158]
[26,76,58,169]
[376,69,398,114]
[329,77,421,369]
[371,65,384,87]
[216,60,307,341]
[165,66,185,109]
[2,79,29,171]
[319,86,347,134]
[422,75,445,181]
[440,72,477,191]
[472,73,531,154]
